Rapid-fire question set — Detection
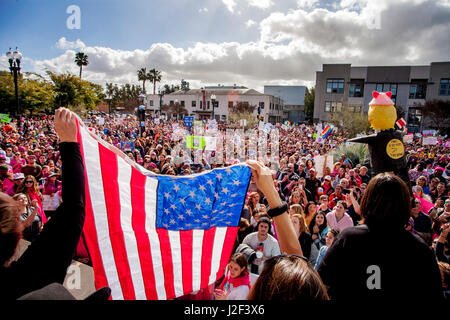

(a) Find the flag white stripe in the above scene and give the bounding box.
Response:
[208,227,228,285]
[144,177,166,300]
[116,158,147,300]
[168,230,184,297]
[80,128,123,300]
[191,229,204,293]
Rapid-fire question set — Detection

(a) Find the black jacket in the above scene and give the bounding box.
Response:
[0,143,85,300]
[318,225,444,301]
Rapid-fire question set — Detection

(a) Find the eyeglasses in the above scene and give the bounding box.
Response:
[24,181,33,184]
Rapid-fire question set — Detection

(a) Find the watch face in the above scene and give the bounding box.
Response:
[256,251,263,259]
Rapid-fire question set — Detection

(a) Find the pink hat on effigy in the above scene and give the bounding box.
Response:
[369,91,394,106]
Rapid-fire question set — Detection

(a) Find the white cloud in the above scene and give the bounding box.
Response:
[246,19,257,28]
[55,37,86,50]
[199,7,208,13]
[222,0,236,12]
[27,0,450,92]
[247,0,274,10]
[297,0,319,9]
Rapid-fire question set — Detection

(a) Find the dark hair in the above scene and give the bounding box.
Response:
[360,173,411,231]
[229,253,249,274]
[256,217,272,231]
[247,255,329,300]
[308,211,328,235]
[0,192,22,266]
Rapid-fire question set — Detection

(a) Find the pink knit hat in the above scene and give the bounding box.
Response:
[369,91,394,106]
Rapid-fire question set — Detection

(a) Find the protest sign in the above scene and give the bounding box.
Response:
[120,141,135,152]
[423,137,437,145]
[186,136,205,149]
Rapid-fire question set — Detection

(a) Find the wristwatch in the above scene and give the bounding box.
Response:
[267,201,288,218]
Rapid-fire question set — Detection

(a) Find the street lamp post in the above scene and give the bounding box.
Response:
[158,89,164,118]
[211,94,216,121]
[6,47,22,118]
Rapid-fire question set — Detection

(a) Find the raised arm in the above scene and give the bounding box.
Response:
[247,160,303,256]
[6,108,85,299]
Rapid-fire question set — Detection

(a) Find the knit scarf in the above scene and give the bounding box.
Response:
[219,270,251,290]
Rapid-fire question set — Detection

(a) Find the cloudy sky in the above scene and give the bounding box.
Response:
[1,0,449,92]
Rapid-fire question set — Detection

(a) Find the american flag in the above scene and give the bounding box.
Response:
[76,121,251,300]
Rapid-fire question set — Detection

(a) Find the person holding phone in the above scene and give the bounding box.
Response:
[214,253,251,300]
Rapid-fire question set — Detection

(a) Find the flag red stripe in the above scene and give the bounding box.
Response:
[130,167,158,300]
[180,230,193,296]
[217,227,239,280]
[98,143,136,300]
[77,123,110,293]
[200,228,216,290]
[156,228,176,299]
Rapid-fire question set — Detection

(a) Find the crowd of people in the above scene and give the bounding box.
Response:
[0,110,449,301]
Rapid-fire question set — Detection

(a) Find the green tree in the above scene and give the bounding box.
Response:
[161,101,188,119]
[47,71,103,112]
[304,86,315,122]
[329,106,372,138]
[137,67,148,93]
[162,84,180,94]
[148,69,162,94]
[416,99,450,134]
[0,71,54,115]
[227,102,258,127]
[74,52,89,79]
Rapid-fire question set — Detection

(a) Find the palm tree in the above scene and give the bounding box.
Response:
[148,68,162,95]
[137,67,148,93]
[74,52,89,79]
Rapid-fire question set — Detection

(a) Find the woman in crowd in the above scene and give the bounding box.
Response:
[42,172,62,219]
[10,152,25,173]
[12,193,41,242]
[288,203,304,217]
[291,214,313,260]
[214,253,251,300]
[416,175,430,195]
[326,200,353,232]
[314,228,339,270]
[318,172,444,301]
[304,201,318,231]
[16,175,46,224]
[309,211,330,249]
[247,192,261,222]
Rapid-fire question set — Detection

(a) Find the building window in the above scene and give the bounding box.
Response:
[409,84,427,99]
[192,101,196,107]
[149,100,154,106]
[207,101,210,109]
[181,100,185,106]
[407,107,422,132]
[376,83,383,92]
[349,84,362,97]
[326,78,345,94]
[388,84,397,104]
[259,102,265,109]
[348,105,362,113]
[228,101,233,108]
[200,101,203,108]
[439,79,450,95]
[170,100,174,105]
[325,101,343,112]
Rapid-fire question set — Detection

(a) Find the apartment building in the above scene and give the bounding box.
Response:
[314,62,450,132]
